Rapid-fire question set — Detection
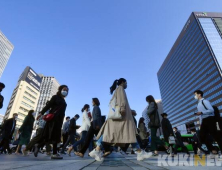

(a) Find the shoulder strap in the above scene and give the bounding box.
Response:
[201,100,208,110]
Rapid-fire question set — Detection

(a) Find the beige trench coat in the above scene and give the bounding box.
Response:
[96,86,137,144]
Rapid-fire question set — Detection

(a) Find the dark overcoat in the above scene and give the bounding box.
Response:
[41,95,67,143]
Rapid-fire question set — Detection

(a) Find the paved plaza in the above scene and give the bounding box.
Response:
[0,151,222,170]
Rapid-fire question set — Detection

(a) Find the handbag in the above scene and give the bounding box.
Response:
[107,97,122,120]
[43,105,63,122]
[168,136,176,144]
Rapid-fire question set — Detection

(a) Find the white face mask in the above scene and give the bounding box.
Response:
[194,95,198,100]
[61,90,68,97]
[173,129,176,132]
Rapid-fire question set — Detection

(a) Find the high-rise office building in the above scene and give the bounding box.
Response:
[0,114,4,125]
[158,12,222,133]
[35,75,60,115]
[4,67,42,128]
[0,30,14,78]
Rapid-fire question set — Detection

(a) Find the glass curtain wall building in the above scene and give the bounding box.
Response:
[0,30,14,78]
[157,12,222,133]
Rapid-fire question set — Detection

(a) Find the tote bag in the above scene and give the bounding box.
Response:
[107,97,122,120]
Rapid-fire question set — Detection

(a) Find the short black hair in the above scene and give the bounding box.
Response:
[57,85,69,96]
[173,127,178,130]
[0,82,5,88]
[194,90,203,97]
[92,98,100,106]
[66,116,70,120]
[75,114,80,118]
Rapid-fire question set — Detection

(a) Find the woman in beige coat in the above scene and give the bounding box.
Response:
[75,78,152,161]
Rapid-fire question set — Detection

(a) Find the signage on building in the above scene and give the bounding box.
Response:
[19,67,42,91]
[196,12,207,17]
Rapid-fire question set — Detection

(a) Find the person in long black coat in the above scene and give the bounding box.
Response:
[161,113,174,156]
[161,113,174,142]
[0,113,18,154]
[36,85,69,159]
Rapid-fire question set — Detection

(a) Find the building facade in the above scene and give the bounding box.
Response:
[157,12,222,133]
[35,75,60,115]
[0,114,4,125]
[4,67,42,128]
[0,30,14,78]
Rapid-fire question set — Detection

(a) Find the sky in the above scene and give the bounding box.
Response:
[0,0,222,125]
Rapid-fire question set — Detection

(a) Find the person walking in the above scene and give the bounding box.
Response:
[61,116,70,149]
[194,90,222,156]
[0,82,5,109]
[72,98,103,157]
[161,113,174,156]
[190,129,207,155]
[146,95,169,156]
[60,114,80,154]
[173,127,190,156]
[0,113,18,154]
[138,117,148,141]
[22,113,51,156]
[76,78,152,161]
[15,110,35,154]
[67,104,91,153]
[34,85,69,159]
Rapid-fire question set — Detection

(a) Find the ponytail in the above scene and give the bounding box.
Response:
[110,78,126,94]
[81,104,89,112]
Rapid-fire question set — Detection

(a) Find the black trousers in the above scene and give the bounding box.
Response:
[174,144,189,154]
[79,126,99,154]
[0,138,11,153]
[192,142,207,154]
[200,116,222,153]
[62,133,68,147]
[61,134,76,152]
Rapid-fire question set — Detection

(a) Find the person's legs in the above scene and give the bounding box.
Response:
[2,139,11,153]
[121,144,130,153]
[46,143,51,152]
[193,143,198,155]
[15,145,21,154]
[174,144,179,155]
[200,118,213,153]
[79,127,95,154]
[53,143,57,155]
[150,128,157,151]
[88,139,93,152]
[26,128,43,151]
[61,135,71,153]
[181,145,189,154]
[72,131,87,151]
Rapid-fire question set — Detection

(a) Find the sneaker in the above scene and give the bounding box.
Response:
[89,149,104,161]
[137,151,152,161]
[22,148,28,156]
[51,154,63,159]
[89,149,98,159]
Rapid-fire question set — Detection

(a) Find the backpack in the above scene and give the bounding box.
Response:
[201,100,221,119]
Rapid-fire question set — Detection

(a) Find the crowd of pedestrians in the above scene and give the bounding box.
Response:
[0,80,222,161]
